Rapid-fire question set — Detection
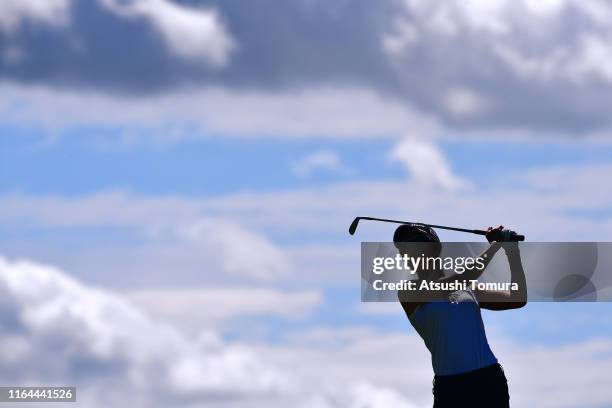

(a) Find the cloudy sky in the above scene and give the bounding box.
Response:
[1,0,612,407]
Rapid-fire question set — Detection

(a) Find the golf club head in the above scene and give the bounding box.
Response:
[348,217,361,235]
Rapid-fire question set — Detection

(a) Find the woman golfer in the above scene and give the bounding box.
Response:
[394,225,527,408]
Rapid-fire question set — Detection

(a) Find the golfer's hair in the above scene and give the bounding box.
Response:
[393,225,441,256]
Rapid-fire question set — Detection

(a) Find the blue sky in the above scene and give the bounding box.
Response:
[3,128,612,195]
[1,1,612,407]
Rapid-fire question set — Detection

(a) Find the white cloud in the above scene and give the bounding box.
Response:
[100,0,235,66]
[382,18,419,57]
[349,382,425,408]
[571,34,612,83]
[284,326,377,347]
[493,33,612,85]
[387,0,612,112]
[492,43,570,81]
[5,0,612,139]
[0,256,289,407]
[292,150,349,178]
[494,337,612,408]
[4,162,608,242]
[0,83,440,140]
[175,217,290,281]
[577,0,612,25]
[128,287,321,330]
[401,0,511,37]
[403,0,570,37]
[254,331,433,408]
[459,0,511,34]
[0,0,70,33]
[2,163,612,292]
[0,192,291,283]
[1,255,611,407]
[256,321,612,407]
[389,137,471,190]
[443,87,486,117]
[260,325,612,408]
[301,382,427,408]
[356,302,399,316]
[198,162,612,243]
[523,0,565,16]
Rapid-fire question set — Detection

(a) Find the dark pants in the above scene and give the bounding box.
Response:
[433,363,510,408]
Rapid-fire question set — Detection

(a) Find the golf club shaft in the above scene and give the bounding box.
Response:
[356,217,487,235]
[349,216,526,241]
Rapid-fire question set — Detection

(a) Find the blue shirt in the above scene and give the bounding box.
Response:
[409,290,498,376]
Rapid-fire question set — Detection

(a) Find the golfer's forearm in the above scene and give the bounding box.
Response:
[506,246,527,303]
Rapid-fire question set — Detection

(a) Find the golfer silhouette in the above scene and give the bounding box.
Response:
[394,225,527,408]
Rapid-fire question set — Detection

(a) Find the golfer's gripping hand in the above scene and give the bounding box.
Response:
[486,225,521,242]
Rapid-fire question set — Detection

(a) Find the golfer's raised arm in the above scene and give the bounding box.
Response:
[438,225,508,283]
[477,241,527,310]
[505,242,528,304]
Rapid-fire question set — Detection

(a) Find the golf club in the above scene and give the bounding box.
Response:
[348,216,525,241]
